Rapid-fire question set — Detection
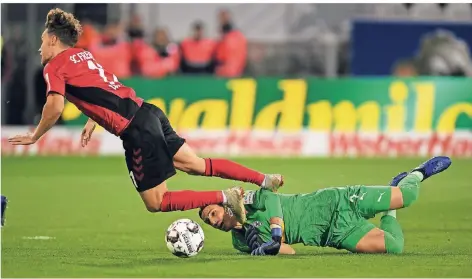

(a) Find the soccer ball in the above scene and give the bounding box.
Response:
[165,218,205,258]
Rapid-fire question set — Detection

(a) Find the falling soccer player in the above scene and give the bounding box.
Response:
[199,156,451,255]
[7,8,284,223]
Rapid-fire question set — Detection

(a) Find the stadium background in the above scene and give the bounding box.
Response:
[1,3,472,278]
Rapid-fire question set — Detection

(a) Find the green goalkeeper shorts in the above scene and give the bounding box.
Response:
[327,185,393,252]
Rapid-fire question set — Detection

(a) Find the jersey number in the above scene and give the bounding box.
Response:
[87,60,121,90]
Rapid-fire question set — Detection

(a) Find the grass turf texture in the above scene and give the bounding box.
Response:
[2,157,471,277]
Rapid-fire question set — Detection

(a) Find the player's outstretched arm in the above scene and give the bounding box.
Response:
[32,93,64,140]
[8,93,64,145]
[246,190,285,256]
[261,191,285,246]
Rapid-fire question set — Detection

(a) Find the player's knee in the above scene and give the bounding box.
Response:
[145,203,161,213]
[141,186,166,213]
[385,241,404,254]
[384,234,404,254]
[144,198,163,213]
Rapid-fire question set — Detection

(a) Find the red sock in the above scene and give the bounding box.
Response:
[204,158,265,186]
[160,190,224,212]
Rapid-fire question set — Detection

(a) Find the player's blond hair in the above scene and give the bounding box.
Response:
[45,8,83,47]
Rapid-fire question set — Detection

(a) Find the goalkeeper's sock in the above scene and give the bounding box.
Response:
[397,172,422,208]
[204,158,265,186]
[380,215,404,254]
[160,190,224,212]
[383,209,397,218]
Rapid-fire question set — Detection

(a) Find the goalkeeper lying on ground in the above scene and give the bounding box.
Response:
[199,156,451,255]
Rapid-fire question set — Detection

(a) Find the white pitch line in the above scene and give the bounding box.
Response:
[22,236,56,240]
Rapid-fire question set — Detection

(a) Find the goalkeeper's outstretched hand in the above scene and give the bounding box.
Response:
[244,224,264,251]
[251,239,281,256]
[245,223,282,256]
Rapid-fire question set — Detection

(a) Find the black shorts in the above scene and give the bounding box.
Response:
[120,102,185,192]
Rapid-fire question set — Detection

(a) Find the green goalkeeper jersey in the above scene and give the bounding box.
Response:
[232,188,340,253]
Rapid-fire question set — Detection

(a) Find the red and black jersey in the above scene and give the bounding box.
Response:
[43,48,143,136]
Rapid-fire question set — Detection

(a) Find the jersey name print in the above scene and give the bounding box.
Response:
[43,48,143,136]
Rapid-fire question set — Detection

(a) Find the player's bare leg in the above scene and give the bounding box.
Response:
[354,228,391,253]
[139,181,168,212]
[139,180,247,223]
[355,156,451,254]
[172,143,284,191]
[354,215,404,254]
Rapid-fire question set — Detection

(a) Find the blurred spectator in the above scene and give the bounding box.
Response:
[132,27,180,78]
[75,20,100,50]
[214,9,247,77]
[89,21,132,78]
[126,14,146,75]
[127,14,145,41]
[152,28,180,67]
[180,21,216,74]
[415,30,472,76]
[392,59,417,77]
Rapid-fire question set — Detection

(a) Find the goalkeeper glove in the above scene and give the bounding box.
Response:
[244,224,264,251]
[249,224,282,256]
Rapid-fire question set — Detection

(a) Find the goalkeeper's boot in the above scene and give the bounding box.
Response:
[389,172,408,187]
[262,174,284,192]
[1,195,7,227]
[223,187,247,224]
[411,156,451,181]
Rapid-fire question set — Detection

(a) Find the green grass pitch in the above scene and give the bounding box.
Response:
[2,156,471,277]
